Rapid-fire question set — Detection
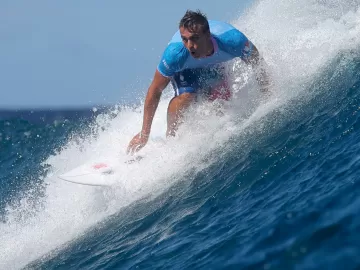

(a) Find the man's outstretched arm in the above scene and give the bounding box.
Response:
[127,70,170,154]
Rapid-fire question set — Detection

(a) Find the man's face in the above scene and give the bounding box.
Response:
[180,26,211,59]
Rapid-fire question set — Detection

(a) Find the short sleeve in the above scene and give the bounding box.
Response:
[157,43,188,77]
[216,29,254,61]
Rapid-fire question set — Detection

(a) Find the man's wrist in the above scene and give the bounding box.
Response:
[140,131,150,138]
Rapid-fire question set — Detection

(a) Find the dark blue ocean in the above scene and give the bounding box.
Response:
[1,2,360,269]
[1,49,359,269]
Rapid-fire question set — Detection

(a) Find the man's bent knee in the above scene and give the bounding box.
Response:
[168,92,196,113]
[167,93,196,136]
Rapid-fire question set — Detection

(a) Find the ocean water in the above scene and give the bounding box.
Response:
[1,0,360,269]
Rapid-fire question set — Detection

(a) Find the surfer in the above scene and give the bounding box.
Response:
[127,9,271,154]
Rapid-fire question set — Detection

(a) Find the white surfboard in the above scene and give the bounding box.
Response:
[58,135,165,186]
[58,156,144,186]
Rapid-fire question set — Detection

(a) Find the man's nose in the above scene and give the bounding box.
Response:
[186,40,194,49]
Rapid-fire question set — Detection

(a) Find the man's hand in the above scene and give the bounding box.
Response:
[126,132,149,155]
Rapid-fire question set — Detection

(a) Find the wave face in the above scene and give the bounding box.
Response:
[1,0,360,269]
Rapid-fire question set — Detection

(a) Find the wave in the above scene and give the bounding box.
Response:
[1,0,360,269]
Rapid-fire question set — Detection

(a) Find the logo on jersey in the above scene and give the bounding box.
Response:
[244,41,250,52]
[243,41,252,57]
[162,59,170,70]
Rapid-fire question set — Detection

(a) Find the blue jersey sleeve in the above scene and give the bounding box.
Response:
[215,29,254,61]
[157,43,188,77]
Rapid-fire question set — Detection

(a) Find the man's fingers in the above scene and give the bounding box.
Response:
[127,143,142,156]
[127,141,136,155]
[127,133,147,155]
[133,145,140,154]
[126,146,132,155]
[126,141,134,155]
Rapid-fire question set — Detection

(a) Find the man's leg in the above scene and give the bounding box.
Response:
[166,92,196,137]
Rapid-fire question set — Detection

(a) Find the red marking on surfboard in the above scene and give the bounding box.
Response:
[93,163,108,169]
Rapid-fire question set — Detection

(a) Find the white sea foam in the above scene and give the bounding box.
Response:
[1,1,359,269]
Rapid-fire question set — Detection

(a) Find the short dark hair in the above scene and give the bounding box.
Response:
[179,10,209,33]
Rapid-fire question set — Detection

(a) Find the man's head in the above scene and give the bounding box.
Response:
[179,10,213,58]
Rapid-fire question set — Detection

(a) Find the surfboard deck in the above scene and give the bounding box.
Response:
[58,156,144,186]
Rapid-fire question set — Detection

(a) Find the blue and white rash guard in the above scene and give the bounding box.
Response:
[157,20,254,78]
